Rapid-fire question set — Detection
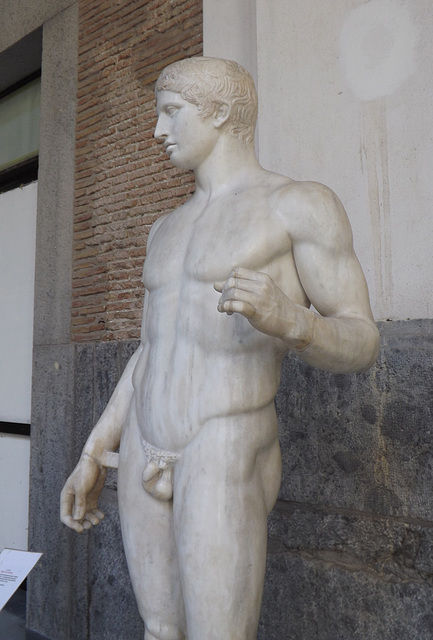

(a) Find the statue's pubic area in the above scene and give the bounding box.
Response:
[61,57,379,640]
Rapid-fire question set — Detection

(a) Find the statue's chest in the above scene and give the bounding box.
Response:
[184,202,289,282]
[143,198,289,289]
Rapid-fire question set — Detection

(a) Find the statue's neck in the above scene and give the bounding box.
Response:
[194,139,261,198]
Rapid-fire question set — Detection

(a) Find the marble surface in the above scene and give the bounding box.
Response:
[61,57,378,639]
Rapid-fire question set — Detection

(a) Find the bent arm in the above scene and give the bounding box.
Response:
[61,275,153,532]
[81,284,152,463]
[284,183,379,373]
[60,342,143,532]
[283,298,379,374]
[215,182,379,374]
[216,266,378,374]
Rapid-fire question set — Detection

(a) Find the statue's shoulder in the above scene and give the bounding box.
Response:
[259,172,336,209]
[270,178,352,243]
[271,178,337,205]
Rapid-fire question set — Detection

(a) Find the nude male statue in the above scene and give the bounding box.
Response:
[61,57,379,640]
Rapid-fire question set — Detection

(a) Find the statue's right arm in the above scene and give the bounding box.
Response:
[83,342,144,462]
[61,216,164,532]
[60,343,143,532]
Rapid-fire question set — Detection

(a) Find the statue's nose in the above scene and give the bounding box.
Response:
[154,116,167,141]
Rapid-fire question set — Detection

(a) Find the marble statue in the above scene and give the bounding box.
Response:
[61,57,379,640]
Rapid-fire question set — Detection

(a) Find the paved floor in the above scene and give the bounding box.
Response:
[0,589,50,639]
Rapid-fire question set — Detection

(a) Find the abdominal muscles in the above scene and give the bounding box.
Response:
[131,289,284,451]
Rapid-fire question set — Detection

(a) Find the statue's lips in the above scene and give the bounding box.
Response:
[165,143,176,154]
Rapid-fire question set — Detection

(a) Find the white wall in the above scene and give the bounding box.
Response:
[0,181,37,551]
[204,0,433,321]
[0,181,37,422]
[0,434,30,550]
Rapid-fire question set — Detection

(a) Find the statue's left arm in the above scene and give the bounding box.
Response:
[215,182,379,374]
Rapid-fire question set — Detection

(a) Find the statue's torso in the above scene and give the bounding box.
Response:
[132,177,309,450]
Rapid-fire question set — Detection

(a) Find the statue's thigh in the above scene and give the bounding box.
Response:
[118,419,186,632]
[171,419,271,639]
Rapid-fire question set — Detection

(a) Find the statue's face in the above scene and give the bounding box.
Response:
[154,90,219,170]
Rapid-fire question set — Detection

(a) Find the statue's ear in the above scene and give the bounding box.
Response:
[213,102,230,128]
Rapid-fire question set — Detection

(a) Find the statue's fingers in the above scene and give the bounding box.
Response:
[219,299,255,318]
[60,490,83,528]
[72,497,87,521]
[215,268,266,295]
[213,280,225,293]
[217,284,242,305]
[68,518,85,533]
[233,268,273,293]
[84,511,101,526]
[227,275,265,296]
[231,266,261,280]
[60,512,85,533]
[219,288,256,310]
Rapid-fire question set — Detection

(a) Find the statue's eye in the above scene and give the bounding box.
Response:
[166,105,179,115]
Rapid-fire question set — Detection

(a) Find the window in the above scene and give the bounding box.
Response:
[0,73,40,194]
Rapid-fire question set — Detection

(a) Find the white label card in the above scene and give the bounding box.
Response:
[0,548,42,610]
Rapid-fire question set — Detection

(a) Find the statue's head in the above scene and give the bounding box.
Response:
[155,57,258,144]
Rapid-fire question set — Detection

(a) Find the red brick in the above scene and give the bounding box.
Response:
[72,0,202,342]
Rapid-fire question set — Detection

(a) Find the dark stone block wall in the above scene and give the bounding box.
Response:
[260,319,433,640]
[30,341,144,640]
[29,319,433,639]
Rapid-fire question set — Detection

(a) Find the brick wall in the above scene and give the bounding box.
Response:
[73,0,202,341]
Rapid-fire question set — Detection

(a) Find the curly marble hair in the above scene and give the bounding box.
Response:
[155,57,258,144]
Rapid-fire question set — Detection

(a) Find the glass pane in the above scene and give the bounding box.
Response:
[0,77,41,172]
